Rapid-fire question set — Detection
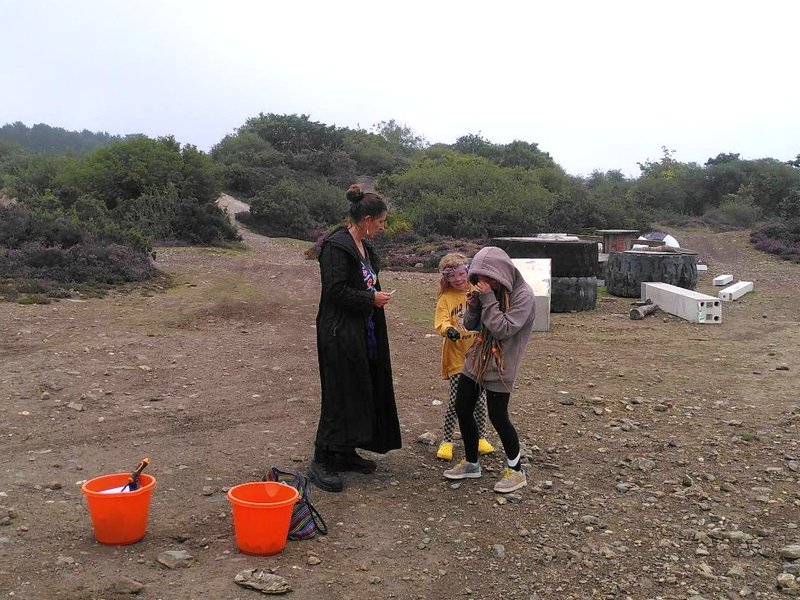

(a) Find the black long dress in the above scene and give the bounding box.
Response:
[314,226,402,454]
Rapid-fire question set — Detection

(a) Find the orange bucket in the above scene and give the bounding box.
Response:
[227,481,299,556]
[81,473,156,545]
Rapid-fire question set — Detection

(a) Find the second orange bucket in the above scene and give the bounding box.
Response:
[227,481,299,556]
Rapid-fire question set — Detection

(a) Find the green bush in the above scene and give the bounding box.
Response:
[702,185,762,228]
[173,199,240,245]
[0,240,157,283]
[247,178,346,239]
[751,219,800,263]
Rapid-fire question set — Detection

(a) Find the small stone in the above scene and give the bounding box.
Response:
[201,486,214,496]
[66,402,84,411]
[727,564,745,578]
[234,569,291,594]
[491,544,505,558]
[506,494,523,504]
[417,431,437,446]
[108,576,145,595]
[56,555,75,565]
[631,457,655,472]
[727,530,753,542]
[307,555,321,565]
[779,544,800,560]
[777,573,799,592]
[776,364,790,371]
[157,549,193,569]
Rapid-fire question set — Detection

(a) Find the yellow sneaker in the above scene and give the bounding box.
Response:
[436,442,453,461]
[494,467,527,493]
[478,438,495,455]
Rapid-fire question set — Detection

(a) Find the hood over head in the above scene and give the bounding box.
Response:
[468,246,515,291]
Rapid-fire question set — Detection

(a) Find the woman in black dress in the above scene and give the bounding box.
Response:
[308,183,402,492]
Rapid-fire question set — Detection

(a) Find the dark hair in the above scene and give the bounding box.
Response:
[346,183,387,223]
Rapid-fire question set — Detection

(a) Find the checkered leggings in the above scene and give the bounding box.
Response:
[441,374,488,441]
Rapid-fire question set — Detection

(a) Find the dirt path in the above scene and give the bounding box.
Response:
[1,213,799,599]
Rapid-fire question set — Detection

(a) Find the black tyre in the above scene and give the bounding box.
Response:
[605,251,698,298]
[491,237,599,277]
[550,276,597,312]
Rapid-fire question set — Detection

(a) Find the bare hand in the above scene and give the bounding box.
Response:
[373,291,393,308]
[474,280,492,295]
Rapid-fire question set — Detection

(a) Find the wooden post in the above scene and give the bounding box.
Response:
[629,303,659,320]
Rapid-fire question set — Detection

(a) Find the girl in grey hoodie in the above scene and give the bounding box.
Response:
[443,246,536,493]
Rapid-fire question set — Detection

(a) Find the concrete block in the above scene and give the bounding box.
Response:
[642,282,721,324]
[697,264,708,272]
[718,281,753,302]
[512,258,551,332]
[713,274,734,286]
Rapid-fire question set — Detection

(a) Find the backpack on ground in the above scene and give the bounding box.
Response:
[264,466,328,540]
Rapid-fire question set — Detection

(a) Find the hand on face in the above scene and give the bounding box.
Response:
[474,279,493,295]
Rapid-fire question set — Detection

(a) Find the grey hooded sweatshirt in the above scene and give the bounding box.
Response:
[462,246,535,393]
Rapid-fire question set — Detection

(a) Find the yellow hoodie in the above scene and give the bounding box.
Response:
[434,287,477,379]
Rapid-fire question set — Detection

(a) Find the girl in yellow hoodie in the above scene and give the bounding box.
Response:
[434,253,494,461]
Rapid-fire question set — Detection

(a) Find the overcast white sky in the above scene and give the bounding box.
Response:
[3,0,799,177]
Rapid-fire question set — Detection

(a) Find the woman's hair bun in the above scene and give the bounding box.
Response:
[346,183,365,203]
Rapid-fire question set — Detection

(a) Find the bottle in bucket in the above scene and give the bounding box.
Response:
[227,481,299,556]
[81,458,156,545]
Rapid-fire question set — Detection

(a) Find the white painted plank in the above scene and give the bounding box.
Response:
[718,281,753,302]
[713,274,734,286]
[642,282,722,324]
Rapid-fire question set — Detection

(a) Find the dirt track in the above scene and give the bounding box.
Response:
[1,210,799,599]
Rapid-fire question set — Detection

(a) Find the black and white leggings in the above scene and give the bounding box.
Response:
[442,374,488,442]
[455,374,520,464]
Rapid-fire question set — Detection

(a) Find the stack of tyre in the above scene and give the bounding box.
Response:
[491,237,598,312]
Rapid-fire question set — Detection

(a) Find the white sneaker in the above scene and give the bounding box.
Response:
[494,468,527,493]
[443,460,481,480]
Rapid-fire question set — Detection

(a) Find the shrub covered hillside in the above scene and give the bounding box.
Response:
[2,116,799,297]
[0,134,239,300]
[210,116,800,266]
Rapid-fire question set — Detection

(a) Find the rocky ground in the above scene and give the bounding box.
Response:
[1,202,799,600]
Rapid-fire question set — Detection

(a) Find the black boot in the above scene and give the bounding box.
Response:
[308,451,343,492]
[332,449,377,474]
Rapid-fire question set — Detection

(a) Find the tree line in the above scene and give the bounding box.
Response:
[1,116,799,297]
